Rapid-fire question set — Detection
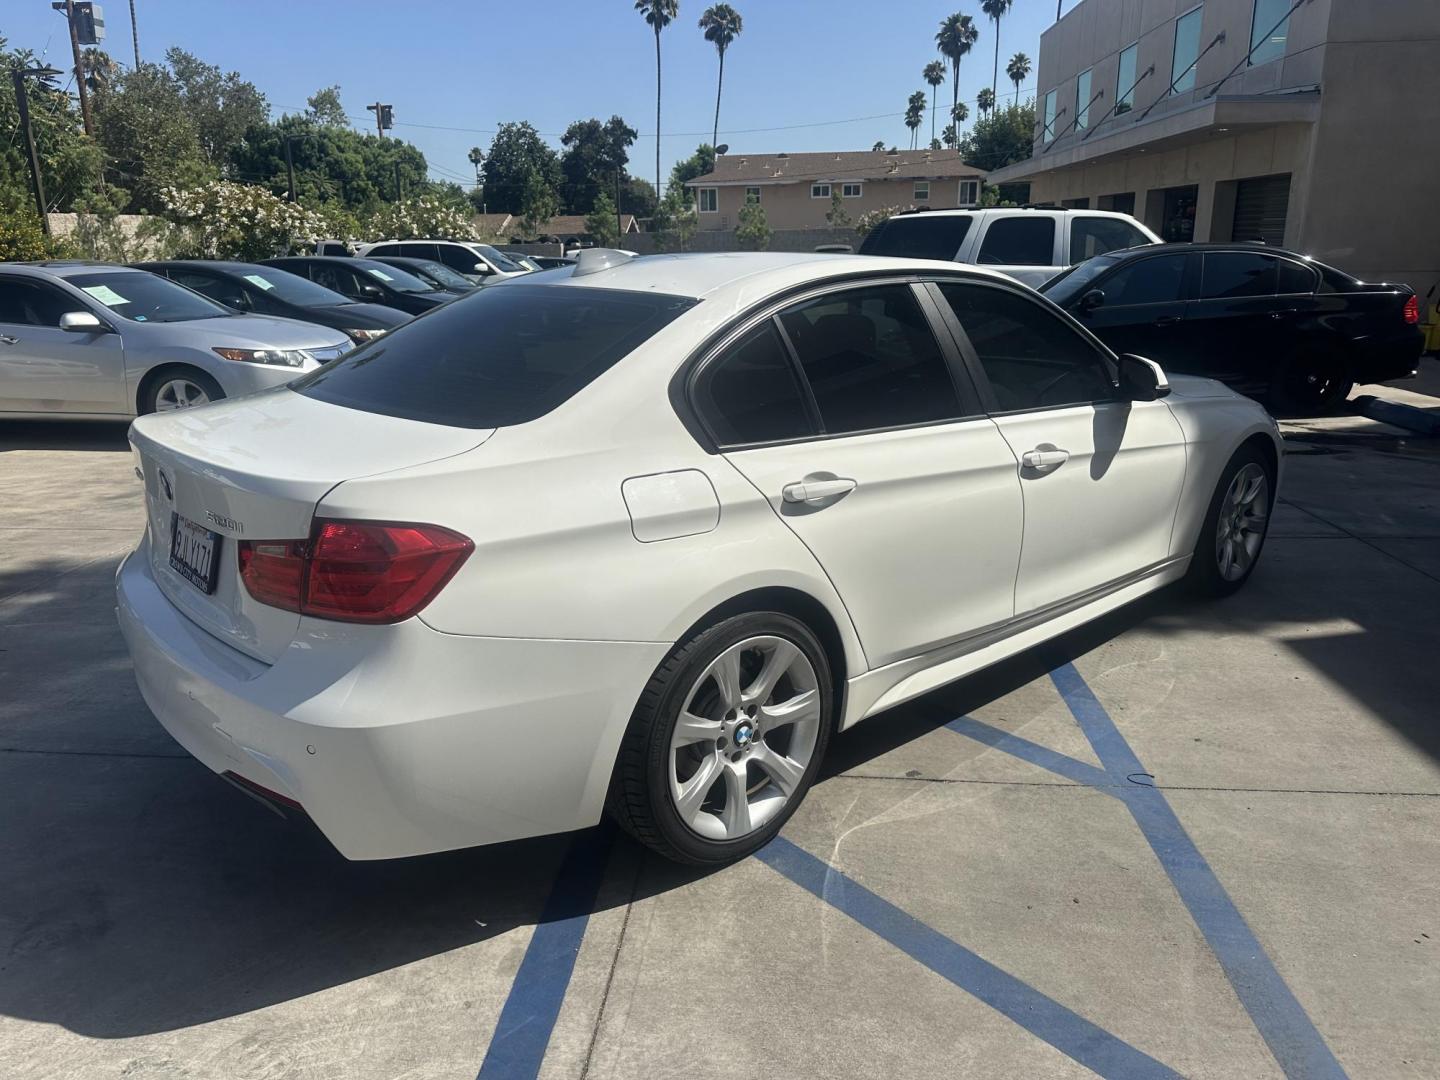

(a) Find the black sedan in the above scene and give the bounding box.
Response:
[366,256,477,297]
[260,257,452,316]
[1041,243,1424,413]
[134,260,410,345]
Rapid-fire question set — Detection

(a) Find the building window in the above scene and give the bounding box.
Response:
[1075,68,1093,131]
[913,181,930,201]
[1250,0,1290,66]
[1116,42,1138,114]
[1171,6,1204,94]
[958,179,979,205]
[841,183,863,198]
[1043,89,1059,142]
[811,183,831,199]
[745,186,761,204]
[698,188,718,213]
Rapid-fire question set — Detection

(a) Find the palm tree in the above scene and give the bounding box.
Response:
[951,101,970,127]
[699,5,742,155]
[935,13,980,122]
[981,0,1013,106]
[1007,52,1032,105]
[942,122,958,149]
[905,90,927,150]
[977,87,996,116]
[636,0,679,198]
[80,48,118,94]
[923,61,946,146]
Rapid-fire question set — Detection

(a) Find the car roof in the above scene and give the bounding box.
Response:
[8,261,152,280]
[1099,241,1316,261]
[892,206,1140,219]
[138,259,270,274]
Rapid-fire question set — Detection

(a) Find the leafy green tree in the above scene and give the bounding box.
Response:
[519,165,560,237]
[650,186,696,251]
[667,143,715,198]
[160,180,325,259]
[619,175,658,219]
[481,121,561,214]
[936,13,979,122]
[905,90,926,150]
[80,48,119,94]
[699,4,743,152]
[92,63,212,211]
[635,0,679,197]
[959,100,1035,171]
[930,138,942,150]
[826,190,850,226]
[942,122,958,148]
[369,194,479,241]
[1,38,104,214]
[981,0,1013,105]
[871,140,886,152]
[559,115,637,214]
[977,87,996,115]
[1006,52,1032,104]
[0,196,72,259]
[162,48,268,166]
[735,200,770,250]
[923,61,946,145]
[585,191,621,246]
[306,85,349,128]
[855,205,907,238]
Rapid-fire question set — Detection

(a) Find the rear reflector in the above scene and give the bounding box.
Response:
[1403,295,1419,324]
[238,520,472,624]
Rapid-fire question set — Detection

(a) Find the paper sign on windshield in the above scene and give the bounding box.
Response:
[365,268,395,282]
[81,285,129,306]
[242,274,276,291]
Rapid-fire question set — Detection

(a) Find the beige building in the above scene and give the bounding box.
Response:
[990,0,1440,294]
[685,150,987,231]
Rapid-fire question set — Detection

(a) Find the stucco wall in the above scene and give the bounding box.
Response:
[693,175,980,231]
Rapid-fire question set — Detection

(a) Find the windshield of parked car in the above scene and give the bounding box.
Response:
[230,266,354,308]
[354,260,438,294]
[68,272,230,323]
[475,244,526,273]
[1039,254,1126,304]
[292,283,697,428]
[406,260,474,290]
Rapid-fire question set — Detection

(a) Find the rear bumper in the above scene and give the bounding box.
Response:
[1355,331,1424,384]
[115,539,668,859]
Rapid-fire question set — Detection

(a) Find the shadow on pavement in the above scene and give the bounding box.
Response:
[0,420,132,453]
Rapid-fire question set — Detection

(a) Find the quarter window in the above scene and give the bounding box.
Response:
[1250,0,1290,66]
[777,284,962,435]
[1116,43,1139,114]
[694,322,816,447]
[939,283,1115,412]
[1070,216,1152,260]
[1095,254,1188,306]
[698,188,719,213]
[841,183,863,198]
[811,183,831,199]
[1277,259,1318,295]
[977,217,1056,266]
[744,186,761,204]
[913,181,930,201]
[1201,252,1277,298]
[1171,6,1204,94]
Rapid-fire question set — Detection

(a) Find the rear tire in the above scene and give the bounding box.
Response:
[1268,348,1352,415]
[608,612,833,866]
[1186,443,1275,597]
[140,368,224,414]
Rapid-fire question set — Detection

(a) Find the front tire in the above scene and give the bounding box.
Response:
[608,612,833,866]
[1186,444,1275,597]
[141,368,224,414]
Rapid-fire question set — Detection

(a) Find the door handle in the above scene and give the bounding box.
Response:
[1268,308,1297,320]
[1021,447,1070,472]
[1152,315,1181,327]
[782,477,857,504]
[0,334,18,345]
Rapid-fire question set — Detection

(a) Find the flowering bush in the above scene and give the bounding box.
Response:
[159,181,325,260]
[367,196,478,241]
[855,204,915,238]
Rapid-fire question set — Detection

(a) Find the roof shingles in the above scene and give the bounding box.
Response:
[686,149,985,187]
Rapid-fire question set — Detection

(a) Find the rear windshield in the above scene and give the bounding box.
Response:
[859,215,973,260]
[292,283,697,428]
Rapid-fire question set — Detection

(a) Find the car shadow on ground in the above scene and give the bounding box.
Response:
[0,420,132,453]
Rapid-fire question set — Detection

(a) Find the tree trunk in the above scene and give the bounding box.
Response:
[129,0,140,68]
[654,29,663,199]
[712,46,724,154]
[992,20,1001,105]
[930,86,937,144]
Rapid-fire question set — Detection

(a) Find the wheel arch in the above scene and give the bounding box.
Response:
[135,362,221,414]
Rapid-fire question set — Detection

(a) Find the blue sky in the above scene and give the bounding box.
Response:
[6,0,1068,193]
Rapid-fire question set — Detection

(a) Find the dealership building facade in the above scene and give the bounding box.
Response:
[989,0,1440,294]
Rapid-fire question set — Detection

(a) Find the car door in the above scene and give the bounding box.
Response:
[970,215,1060,288]
[692,280,1024,667]
[934,279,1187,614]
[1071,251,1195,366]
[0,275,126,414]
[1182,251,1283,393]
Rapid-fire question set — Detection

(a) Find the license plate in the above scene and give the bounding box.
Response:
[169,512,222,594]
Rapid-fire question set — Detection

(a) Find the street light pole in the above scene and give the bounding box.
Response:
[52,1,94,137]
[12,67,62,234]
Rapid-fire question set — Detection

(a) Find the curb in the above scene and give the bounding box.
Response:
[1350,395,1440,436]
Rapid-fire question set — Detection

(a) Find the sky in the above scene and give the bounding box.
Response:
[5,0,1070,195]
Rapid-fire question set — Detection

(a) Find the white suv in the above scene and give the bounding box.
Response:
[859,207,1160,288]
[355,240,530,284]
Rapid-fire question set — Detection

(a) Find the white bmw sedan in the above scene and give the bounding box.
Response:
[116,251,1281,865]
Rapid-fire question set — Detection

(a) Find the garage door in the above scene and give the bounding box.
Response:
[1231,174,1291,245]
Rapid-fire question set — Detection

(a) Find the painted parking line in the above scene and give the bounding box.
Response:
[476,827,614,1080]
[756,837,1182,1079]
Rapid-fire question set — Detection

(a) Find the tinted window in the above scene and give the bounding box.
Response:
[303,263,361,296]
[1277,259,1317,295]
[1070,216,1151,261]
[977,218,1056,266]
[356,260,435,294]
[437,244,483,273]
[939,283,1115,411]
[295,284,695,428]
[858,214,973,260]
[694,322,816,446]
[777,284,962,435]
[1097,254,1187,306]
[1201,252,1276,299]
[66,272,227,322]
[365,243,401,258]
[0,278,74,326]
[400,243,439,260]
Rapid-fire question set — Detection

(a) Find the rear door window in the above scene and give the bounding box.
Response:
[693,322,817,446]
[1201,252,1277,298]
[1070,216,1152,260]
[858,215,974,260]
[977,218,1057,266]
[294,284,696,428]
[437,244,483,273]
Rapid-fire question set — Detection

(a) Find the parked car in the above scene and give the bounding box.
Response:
[0,262,351,417]
[366,256,477,297]
[135,260,410,344]
[528,254,578,270]
[499,251,546,272]
[116,250,1281,867]
[260,257,452,316]
[1040,243,1425,413]
[355,240,530,283]
[858,207,1160,287]
[314,240,354,257]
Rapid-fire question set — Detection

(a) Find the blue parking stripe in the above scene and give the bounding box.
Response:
[1049,662,1347,1080]
[944,714,1118,794]
[477,828,614,1080]
[757,836,1182,1079]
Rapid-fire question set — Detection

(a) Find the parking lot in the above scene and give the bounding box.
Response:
[2,378,1438,1079]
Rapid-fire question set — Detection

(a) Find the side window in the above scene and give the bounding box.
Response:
[1276,259,1317,295]
[169,271,233,304]
[1070,216,1151,261]
[1096,254,1188,306]
[939,282,1116,412]
[0,278,74,326]
[1201,252,1277,299]
[406,243,441,261]
[977,218,1056,266]
[311,264,355,295]
[777,284,963,435]
[366,243,399,258]
[693,322,817,447]
[437,245,481,272]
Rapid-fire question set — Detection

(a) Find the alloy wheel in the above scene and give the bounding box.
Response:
[668,635,821,841]
[154,378,212,411]
[1216,463,1269,581]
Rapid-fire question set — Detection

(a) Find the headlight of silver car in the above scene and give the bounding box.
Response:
[212,347,313,368]
[341,327,388,344]
[305,343,353,363]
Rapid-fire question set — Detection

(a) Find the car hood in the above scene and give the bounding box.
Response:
[177,313,352,350]
[305,302,411,329]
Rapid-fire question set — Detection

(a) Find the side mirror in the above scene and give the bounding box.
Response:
[224,293,251,311]
[59,311,106,333]
[359,282,384,297]
[472,263,492,275]
[1117,353,1170,401]
[1078,288,1106,313]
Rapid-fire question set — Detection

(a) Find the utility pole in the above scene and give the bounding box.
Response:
[13,67,62,234]
[128,0,139,67]
[366,102,392,139]
[52,1,100,137]
[284,137,297,202]
[614,168,623,247]
[393,161,403,202]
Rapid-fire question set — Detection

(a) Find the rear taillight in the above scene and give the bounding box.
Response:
[238,520,472,624]
[1403,294,1419,324]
